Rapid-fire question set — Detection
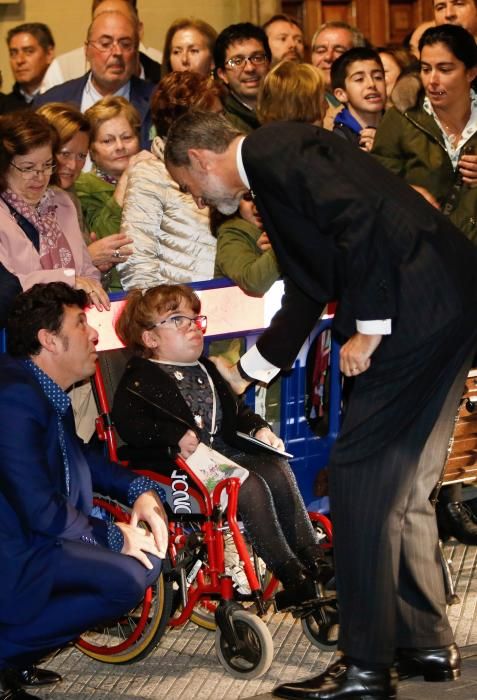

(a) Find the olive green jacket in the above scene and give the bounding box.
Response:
[372,101,477,243]
[214,216,280,296]
[74,172,123,291]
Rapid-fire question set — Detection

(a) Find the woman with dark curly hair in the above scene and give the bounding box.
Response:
[118,71,222,290]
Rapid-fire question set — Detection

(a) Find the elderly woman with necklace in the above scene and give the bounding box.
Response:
[372,23,477,241]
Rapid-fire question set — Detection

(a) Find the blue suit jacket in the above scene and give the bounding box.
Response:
[34,73,154,150]
[0,355,138,624]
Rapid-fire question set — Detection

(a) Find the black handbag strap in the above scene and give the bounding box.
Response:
[1,196,40,251]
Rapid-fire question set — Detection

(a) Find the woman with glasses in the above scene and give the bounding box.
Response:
[112,283,331,608]
[75,96,150,291]
[0,110,108,326]
[38,102,134,293]
[117,71,219,291]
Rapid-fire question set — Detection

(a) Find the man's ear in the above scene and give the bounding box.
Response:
[188,148,213,172]
[333,87,348,105]
[217,67,229,86]
[37,328,60,354]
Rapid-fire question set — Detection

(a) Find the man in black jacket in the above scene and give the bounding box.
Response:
[164,111,477,700]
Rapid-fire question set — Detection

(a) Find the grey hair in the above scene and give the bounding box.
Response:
[311,21,366,49]
[164,111,243,167]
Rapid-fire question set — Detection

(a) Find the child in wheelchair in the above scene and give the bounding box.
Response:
[112,284,332,612]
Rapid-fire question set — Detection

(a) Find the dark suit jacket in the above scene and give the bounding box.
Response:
[242,122,477,463]
[0,83,29,114]
[34,73,154,149]
[112,355,269,467]
[0,355,138,625]
[242,121,477,369]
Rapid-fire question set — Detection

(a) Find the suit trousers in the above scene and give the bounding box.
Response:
[329,314,477,665]
[0,539,162,669]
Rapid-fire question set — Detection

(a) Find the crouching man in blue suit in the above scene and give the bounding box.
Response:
[0,282,168,700]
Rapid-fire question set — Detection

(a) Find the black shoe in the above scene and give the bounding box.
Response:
[273,659,397,699]
[0,670,37,699]
[396,643,461,682]
[17,666,62,687]
[437,502,477,545]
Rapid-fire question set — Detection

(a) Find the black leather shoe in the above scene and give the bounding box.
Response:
[437,501,477,545]
[273,659,397,699]
[397,642,461,682]
[0,670,36,699]
[18,666,62,687]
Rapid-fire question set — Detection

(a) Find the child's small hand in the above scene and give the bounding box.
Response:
[359,127,377,152]
[179,429,199,458]
[254,427,285,452]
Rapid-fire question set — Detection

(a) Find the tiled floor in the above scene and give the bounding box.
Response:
[26,541,477,699]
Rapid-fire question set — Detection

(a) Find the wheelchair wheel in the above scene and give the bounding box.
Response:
[301,601,339,651]
[76,497,173,663]
[215,608,274,679]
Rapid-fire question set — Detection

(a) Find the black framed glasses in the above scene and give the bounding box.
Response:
[149,315,207,333]
[224,53,268,70]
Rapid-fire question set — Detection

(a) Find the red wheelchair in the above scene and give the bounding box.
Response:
[75,353,337,678]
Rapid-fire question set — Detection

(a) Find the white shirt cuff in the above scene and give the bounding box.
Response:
[240,344,280,384]
[356,319,392,334]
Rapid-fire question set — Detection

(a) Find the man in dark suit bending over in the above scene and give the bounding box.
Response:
[165,111,477,700]
[0,283,168,700]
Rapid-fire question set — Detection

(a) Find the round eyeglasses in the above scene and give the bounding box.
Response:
[149,315,207,333]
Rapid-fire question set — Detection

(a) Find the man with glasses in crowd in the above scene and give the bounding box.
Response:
[35,9,153,149]
[214,22,271,134]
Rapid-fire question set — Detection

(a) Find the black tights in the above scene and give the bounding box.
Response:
[218,445,321,575]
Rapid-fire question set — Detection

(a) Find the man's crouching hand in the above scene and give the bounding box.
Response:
[117,490,169,568]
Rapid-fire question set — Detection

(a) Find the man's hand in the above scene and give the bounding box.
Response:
[340,332,382,377]
[116,521,162,569]
[129,490,169,560]
[209,355,251,395]
[254,426,285,451]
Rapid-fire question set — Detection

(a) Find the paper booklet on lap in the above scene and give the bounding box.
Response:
[186,442,249,507]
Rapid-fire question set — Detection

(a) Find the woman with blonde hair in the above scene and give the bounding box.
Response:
[257,60,326,125]
[75,96,151,291]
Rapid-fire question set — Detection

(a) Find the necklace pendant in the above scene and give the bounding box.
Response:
[197,377,204,385]
[174,370,184,381]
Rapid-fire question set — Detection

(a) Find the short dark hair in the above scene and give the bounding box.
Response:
[419,23,477,68]
[0,111,58,192]
[262,13,303,32]
[7,23,55,51]
[151,72,224,138]
[164,110,242,167]
[7,283,88,358]
[213,22,271,71]
[331,47,384,91]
